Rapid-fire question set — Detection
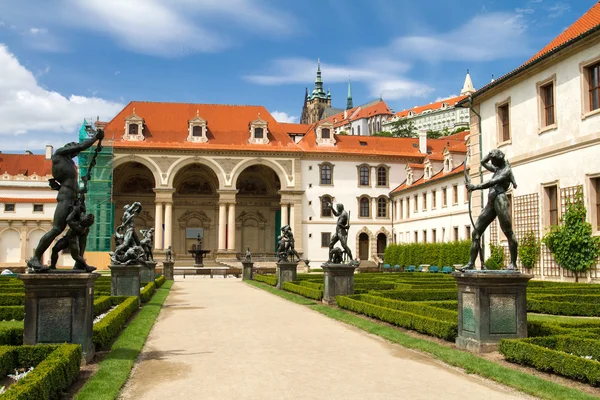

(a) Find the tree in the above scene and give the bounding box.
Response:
[484,243,505,270]
[518,231,540,270]
[372,131,393,137]
[542,188,600,282]
[388,118,417,138]
[337,131,349,136]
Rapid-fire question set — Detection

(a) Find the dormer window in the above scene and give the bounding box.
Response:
[188,110,208,143]
[123,108,144,141]
[248,114,269,145]
[316,121,335,146]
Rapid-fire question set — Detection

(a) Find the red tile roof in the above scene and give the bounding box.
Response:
[280,122,312,135]
[527,2,600,63]
[391,163,466,194]
[0,154,52,176]
[461,2,600,103]
[408,163,425,169]
[395,95,467,118]
[325,100,392,128]
[0,197,56,203]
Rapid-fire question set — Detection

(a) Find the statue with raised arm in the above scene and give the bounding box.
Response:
[460,149,518,271]
[49,194,96,272]
[110,202,145,265]
[27,130,104,272]
[277,225,302,262]
[140,228,155,261]
[327,201,353,262]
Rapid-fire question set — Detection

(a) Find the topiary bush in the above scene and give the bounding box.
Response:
[382,241,470,267]
[484,243,504,270]
[542,188,600,282]
[518,231,540,270]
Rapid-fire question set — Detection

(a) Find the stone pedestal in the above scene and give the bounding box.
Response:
[109,264,141,303]
[276,261,298,289]
[321,263,359,305]
[140,261,156,284]
[452,271,533,353]
[162,261,174,281]
[242,261,254,281]
[19,272,99,363]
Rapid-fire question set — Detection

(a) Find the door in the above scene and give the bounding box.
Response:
[359,233,369,261]
[377,233,387,256]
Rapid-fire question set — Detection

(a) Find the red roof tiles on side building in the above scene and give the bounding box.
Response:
[395,95,467,118]
[0,154,52,176]
[0,197,56,203]
[391,163,466,194]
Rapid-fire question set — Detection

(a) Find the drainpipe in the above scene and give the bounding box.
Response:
[468,96,485,266]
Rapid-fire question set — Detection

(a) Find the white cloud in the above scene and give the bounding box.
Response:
[435,94,458,102]
[29,27,47,35]
[0,44,123,145]
[270,111,298,124]
[546,3,571,18]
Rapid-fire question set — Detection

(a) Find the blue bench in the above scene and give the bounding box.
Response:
[429,265,440,273]
[393,264,401,272]
[416,266,423,272]
[383,264,391,272]
[442,266,453,274]
[406,265,416,272]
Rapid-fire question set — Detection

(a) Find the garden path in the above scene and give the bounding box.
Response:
[118,278,532,400]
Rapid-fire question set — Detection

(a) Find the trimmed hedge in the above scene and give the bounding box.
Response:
[0,295,24,306]
[0,344,81,400]
[500,335,600,385]
[336,295,458,341]
[92,296,139,349]
[527,298,600,316]
[0,307,24,322]
[254,274,277,286]
[298,281,323,290]
[374,289,458,302]
[383,240,470,267]
[357,294,458,321]
[282,282,322,300]
[140,282,156,304]
[155,275,166,287]
[93,296,112,317]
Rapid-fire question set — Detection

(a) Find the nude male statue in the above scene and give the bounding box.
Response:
[27,130,104,271]
[327,202,353,262]
[461,149,518,271]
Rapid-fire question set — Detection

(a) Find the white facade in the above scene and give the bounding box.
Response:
[384,100,470,133]
[470,30,600,279]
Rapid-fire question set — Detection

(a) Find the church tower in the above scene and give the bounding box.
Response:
[460,69,476,96]
[300,59,332,124]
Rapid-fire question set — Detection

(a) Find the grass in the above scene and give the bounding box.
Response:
[528,313,599,324]
[75,280,173,400]
[0,320,23,329]
[245,280,316,305]
[247,281,598,400]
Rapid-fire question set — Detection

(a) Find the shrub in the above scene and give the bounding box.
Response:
[254,274,277,286]
[298,281,323,290]
[527,298,600,316]
[282,282,322,300]
[374,289,458,302]
[542,188,600,282]
[357,294,458,321]
[0,307,24,321]
[0,344,81,400]
[0,295,24,306]
[0,327,24,346]
[92,296,139,349]
[140,282,156,304]
[381,241,470,267]
[484,243,504,270]
[155,275,166,287]
[500,336,600,385]
[336,296,457,341]
[93,296,112,317]
[518,231,540,270]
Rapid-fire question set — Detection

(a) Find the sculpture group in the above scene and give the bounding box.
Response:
[325,201,357,265]
[277,224,307,264]
[110,202,154,265]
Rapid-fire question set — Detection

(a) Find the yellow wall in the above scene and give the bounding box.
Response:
[85,252,111,270]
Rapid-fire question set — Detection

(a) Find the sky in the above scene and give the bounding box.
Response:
[0,0,594,152]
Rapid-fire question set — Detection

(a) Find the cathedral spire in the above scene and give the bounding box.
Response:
[460,69,476,95]
[346,78,353,110]
[311,58,327,99]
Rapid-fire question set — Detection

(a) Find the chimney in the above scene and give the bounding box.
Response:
[343,110,348,119]
[45,145,54,160]
[25,150,33,155]
[419,130,427,154]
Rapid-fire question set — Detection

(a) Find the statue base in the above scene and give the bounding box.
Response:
[19,272,99,363]
[242,261,254,281]
[109,264,142,304]
[321,262,360,305]
[162,261,174,280]
[452,270,533,353]
[193,264,204,268]
[276,261,298,289]
[140,261,156,285]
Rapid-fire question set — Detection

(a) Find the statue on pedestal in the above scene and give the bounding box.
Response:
[245,246,252,262]
[165,246,173,261]
[110,202,146,265]
[140,228,155,261]
[460,149,519,272]
[326,201,354,264]
[277,225,303,262]
[27,129,104,272]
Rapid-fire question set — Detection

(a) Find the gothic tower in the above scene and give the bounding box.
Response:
[300,59,332,124]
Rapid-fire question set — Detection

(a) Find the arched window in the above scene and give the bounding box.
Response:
[377,197,387,218]
[360,197,370,217]
[254,127,264,139]
[377,166,387,186]
[321,196,332,217]
[128,124,138,135]
[320,164,332,185]
[192,125,203,137]
[359,166,370,186]
[357,125,361,135]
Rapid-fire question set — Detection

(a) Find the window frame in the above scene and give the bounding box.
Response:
[320,195,333,218]
[431,189,437,209]
[496,99,511,145]
[4,203,15,212]
[413,194,418,212]
[543,183,559,227]
[579,56,600,119]
[321,232,331,248]
[453,226,459,241]
[377,197,388,218]
[442,187,448,208]
[536,75,557,133]
[32,204,44,213]
[359,196,371,218]
[376,165,389,188]
[358,164,371,187]
[319,162,334,186]
[452,184,458,205]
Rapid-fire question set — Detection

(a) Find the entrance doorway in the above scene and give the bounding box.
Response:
[359,232,369,261]
[377,233,387,256]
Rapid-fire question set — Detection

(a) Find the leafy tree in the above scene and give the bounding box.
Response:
[542,188,600,282]
[453,126,469,134]
[484,243,505,270]
[372,131,393,137]
[388,118,417,138]
[337,131,348,136]
[518,231,540,270]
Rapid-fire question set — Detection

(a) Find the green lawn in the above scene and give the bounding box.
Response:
[0,320,23,329]
[528,313,600,324]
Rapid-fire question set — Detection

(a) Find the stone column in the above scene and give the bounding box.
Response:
[289,203,295,234]
[154,202,163,250]
[164,202,173,249]
[20,273,99,363]
[218,203,227,251]
[162,261,174,280]
[242,260,254,281]
[227,202,236,252]
[20,224,27,263]
[371,197,376,219]
[280,203,288,227]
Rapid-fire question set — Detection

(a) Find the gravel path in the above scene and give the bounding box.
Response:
[118,278,532,400]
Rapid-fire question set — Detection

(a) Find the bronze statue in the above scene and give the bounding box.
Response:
[140,228,155,261]
[165,245,173,261]
[110,202,146,265]
[327,201,353,262]
[27,129,104,271]
[49,195,96,272]
[461,149,518,271]
[245,246,252,262]
[277,225,302,262]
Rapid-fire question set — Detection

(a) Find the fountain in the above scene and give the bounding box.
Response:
[188,233,211,267]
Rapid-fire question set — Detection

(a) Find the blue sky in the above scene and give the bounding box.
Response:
[0,0,593,151]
